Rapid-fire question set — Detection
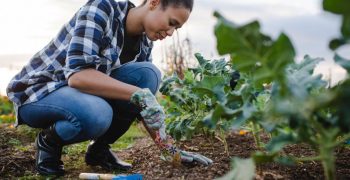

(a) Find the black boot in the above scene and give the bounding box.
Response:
[35,125,65,176]
[85,141,132,171]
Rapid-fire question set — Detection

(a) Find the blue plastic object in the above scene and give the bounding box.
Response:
[112,174,143,180]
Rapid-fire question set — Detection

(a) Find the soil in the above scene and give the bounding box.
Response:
[0,124,36,178]
[1,123,350,179]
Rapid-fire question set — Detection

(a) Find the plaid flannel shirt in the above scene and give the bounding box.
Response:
[6,0,153,126]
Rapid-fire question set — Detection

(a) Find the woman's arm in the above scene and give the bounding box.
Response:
[68,68,140,100]
[64,0,139,100]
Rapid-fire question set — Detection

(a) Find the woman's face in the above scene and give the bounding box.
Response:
[143,2,191,41]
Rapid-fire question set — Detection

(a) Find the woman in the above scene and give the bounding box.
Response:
[6,0,212,176]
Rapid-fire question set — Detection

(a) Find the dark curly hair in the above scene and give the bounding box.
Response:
[140,0,194,12]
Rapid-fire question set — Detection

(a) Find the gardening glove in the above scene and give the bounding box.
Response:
[153,130,213,166]
[179,150,213,166]
[130,88,165,130]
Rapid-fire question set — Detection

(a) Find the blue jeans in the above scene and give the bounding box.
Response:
[18,62,161,144]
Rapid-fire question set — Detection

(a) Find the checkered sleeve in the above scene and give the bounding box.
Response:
[64,0,112,79]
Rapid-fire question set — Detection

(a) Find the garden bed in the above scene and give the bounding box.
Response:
[1,123,349,179]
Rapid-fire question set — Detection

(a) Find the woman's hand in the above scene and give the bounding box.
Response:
[153,129,213,166]
[134,94,213,166]
[179,150,213,165]
[130,88,165,130]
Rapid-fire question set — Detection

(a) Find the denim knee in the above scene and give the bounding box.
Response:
[83,102,113,139]
[131,62,162,94]
[59,99,113,142]
[111,62,162,94]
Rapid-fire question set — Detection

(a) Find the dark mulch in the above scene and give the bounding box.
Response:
[121,133,350,180]
[1,123,350,179]
[0,124,36,178]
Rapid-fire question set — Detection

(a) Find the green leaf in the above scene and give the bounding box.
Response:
[214,11,295,88]
[237,21,269,53]
[192,88,215,98]
[275,156,295,166]
[263,33,296,73]
[254,93,270,111]
[250,33,296,87]
[289,55,322,73]
[323,0,350,15]
[195,53,209,67]
[183,71,195,84]
[230,102,256,129]
[159,74,179,94]
[242,102,256,119]
[341,15,350,38]
[205,58,228,75]
[280,56,326,99]
[331,80,350,132]
[214,12,255,56]
[230,51,261,73]
[329,38,347,50]
[252,152,295,165]
[169,88,187,105]
[252,151,277,164]
[334,54,350,73]
[193,75,227,102]
[206,103,242,126]
[196,75,226,89]
[216,157,255,180]
[323,0,350,50]
[266,133,297,153]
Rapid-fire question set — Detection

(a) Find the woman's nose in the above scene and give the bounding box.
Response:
[166,27,175,36]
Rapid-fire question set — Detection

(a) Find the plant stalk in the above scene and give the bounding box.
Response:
[319,144,336,180]
[315,128,339,180]
[216,130,229,156]
[251,122,262,149]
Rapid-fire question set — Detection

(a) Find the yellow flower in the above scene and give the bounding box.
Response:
[239,130,248,135]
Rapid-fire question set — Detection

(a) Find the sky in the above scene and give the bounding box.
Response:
[0,0,349,95]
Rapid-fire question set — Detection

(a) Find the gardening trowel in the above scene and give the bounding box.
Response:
[79,173,143,180]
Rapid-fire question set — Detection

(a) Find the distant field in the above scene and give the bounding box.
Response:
[0,54,31,68]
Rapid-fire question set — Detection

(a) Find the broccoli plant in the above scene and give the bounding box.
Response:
[215,0,350,179]
[159,53,234,143]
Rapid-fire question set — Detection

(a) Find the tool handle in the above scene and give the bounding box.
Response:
[79,173,143,180]
[79,173,117,179]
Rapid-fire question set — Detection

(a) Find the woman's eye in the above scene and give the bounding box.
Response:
[169,19,180,29]
[169,20,177,27]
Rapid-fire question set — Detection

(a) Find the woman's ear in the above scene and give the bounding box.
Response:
[149,0,160,10]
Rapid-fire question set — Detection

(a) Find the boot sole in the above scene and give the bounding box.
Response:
[85,156,132,171]
[35,166,65,176]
